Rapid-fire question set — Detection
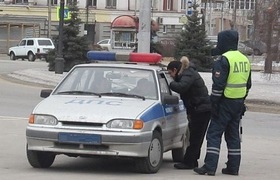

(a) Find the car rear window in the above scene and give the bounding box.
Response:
[38,40,53,46]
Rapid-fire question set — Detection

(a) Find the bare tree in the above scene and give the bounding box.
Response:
[254,0,280,73]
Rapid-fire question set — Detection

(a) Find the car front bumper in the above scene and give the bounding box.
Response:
[26,126,152,157]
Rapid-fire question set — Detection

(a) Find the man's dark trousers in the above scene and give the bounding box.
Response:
[183,111,211,166]
[204,98,243,173]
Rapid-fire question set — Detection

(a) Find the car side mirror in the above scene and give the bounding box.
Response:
[40,89,52,98]
[162,94,179,105]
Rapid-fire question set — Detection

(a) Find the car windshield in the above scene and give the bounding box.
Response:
[38,40,53,46]
[98,39,110,44]
[53,66,158,100]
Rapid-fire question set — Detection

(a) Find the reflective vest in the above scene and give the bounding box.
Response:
[223,51,251,98]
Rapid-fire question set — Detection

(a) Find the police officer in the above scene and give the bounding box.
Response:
[167,56,211,170]
[194,30,252,176]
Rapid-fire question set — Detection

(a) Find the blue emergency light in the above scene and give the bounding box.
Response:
[87,51,162,64]
[87,51,116,61]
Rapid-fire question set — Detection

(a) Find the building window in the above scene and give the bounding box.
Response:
[66,0,78,5]
[181,0,187,10]
[152,0,159,10]
[167,0,173,10]
[250,0,255,10]
[236,1,240,9]
[113,31,136,49]
[51,0,58,6]
[106,0,116,9]
[15,0,28,4]
[229,0,234,9]
[163,0,173,10]
[229,0,255,10]
[245,0,250,9]
[87,0,97,7]
[240,0,245,9]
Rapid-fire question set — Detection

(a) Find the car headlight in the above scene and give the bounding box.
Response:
[29,114,58,126]
[107,119,143,129]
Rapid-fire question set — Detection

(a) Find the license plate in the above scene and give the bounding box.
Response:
[58,133,101,144]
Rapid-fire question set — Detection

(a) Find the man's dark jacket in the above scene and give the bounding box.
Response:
[169,65,211,114]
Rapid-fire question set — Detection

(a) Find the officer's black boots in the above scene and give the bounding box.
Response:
[193,166,215,176]
[174,162,198,169]
[222,168,239,175]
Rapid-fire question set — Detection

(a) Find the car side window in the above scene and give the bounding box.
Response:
[27,40,34,46]
[161,72,180,97]
[19,40,26,46]
[158,73,171,95]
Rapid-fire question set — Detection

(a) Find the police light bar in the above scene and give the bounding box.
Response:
[87,51,162,64]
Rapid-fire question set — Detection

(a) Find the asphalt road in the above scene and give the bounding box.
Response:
[0,112,280,180]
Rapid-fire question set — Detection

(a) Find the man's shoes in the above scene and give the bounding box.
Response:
[193,166,215,176]
[222,168,239,175]
[174,163,197,170]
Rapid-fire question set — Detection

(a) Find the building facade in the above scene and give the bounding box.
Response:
[200,0,256,40]
[0,0,255,54]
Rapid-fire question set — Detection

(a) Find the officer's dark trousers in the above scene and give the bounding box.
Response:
[183,111,211,166]
[204,98,243,173]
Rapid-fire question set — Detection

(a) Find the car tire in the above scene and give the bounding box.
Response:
[26,144,56,168]
[172,126,190,162]
[135,131,163,174]
[28,52,36,62]
[10,52,16,60]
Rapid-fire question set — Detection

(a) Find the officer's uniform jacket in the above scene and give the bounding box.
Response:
[211,31,252,103]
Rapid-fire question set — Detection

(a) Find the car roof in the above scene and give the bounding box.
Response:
[75,62,164,71]
[22,38,52,40]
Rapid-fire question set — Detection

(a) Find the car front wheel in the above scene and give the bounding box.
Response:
[135,131,163,174]
[26,144,56,168]
[10,52,16,60]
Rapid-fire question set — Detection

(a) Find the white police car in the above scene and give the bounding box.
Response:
[26,51,189,173]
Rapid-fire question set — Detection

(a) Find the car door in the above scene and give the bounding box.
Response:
[15,39,27,56]
[158,72,185,147]
[26,39,35,56]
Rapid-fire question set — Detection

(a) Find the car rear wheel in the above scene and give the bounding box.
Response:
[135,131,163,174]
[28,52,35,61]
[26,144,56,168]
[10,52,16,60]
[172,126,190,162]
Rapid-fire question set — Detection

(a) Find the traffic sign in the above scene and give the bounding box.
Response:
[186,1,193,16]
[56,7,71,20]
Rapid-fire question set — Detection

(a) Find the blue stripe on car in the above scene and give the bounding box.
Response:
[140,103,164,122]
[140,101,185,122]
